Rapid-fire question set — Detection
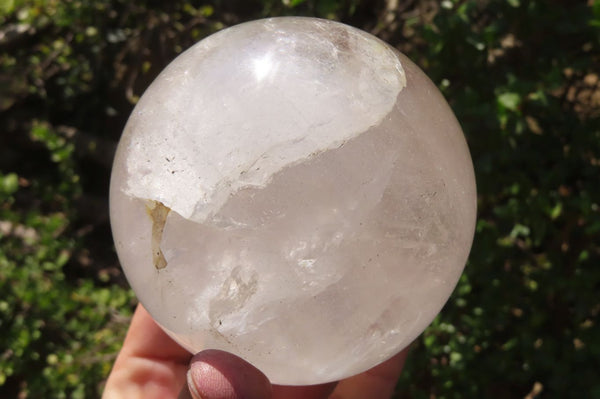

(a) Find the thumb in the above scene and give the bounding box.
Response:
[184,350,272,399]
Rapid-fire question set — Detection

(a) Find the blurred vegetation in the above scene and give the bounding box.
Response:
[1,0,599,397]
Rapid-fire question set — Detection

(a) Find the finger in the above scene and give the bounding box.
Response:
[186,349,272,399]
[103,304,192,399]
[329,347,409,399]
[271,383,337,399]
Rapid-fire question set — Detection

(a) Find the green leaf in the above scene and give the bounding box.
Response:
[0,0,14,15]
[1,173,19,195]
[284,0,306,7]
[497,92,521,112]
[509,223,530,238]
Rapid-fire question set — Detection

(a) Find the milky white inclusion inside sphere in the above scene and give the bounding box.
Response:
[109,17,476,385]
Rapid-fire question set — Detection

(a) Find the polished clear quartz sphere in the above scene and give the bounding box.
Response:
[110,17,476,385]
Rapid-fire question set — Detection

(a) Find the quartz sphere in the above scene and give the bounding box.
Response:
[110,17,477,385]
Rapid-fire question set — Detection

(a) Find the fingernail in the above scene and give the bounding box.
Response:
[187,368,202,399]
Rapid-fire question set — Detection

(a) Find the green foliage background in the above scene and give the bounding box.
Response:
[1,0,599,397]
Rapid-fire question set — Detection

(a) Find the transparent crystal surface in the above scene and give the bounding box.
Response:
[109,17,477,385]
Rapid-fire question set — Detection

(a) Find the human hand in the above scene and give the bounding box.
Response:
[102,304,409,399]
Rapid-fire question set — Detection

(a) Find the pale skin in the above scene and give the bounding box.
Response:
[103,304,409,399]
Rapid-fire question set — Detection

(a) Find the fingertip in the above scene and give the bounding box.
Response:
[329,347,410,399]
[271,383,337,399]
[186,350,272,399]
